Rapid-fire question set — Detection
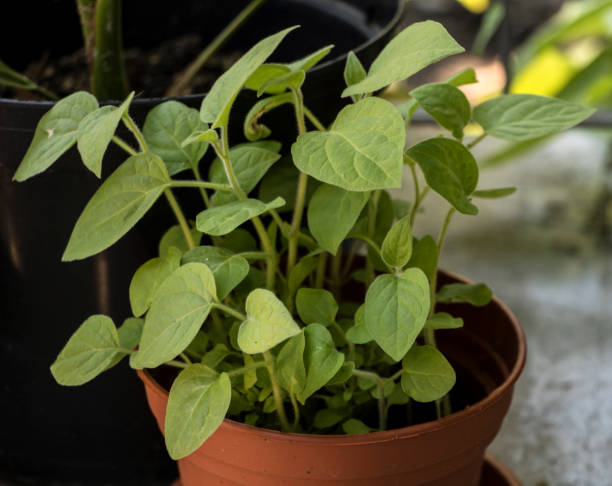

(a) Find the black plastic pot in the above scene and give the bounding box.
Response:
[0,1,402,484]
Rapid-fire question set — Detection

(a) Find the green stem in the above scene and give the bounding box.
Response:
[365,191,381,284]
[75,0,96,84]
[289,391,300,429]
[170,180,233,192]
[93,0,128,100]
[192,165,211,208]
[166,0,268,96]
[408,163,420,225]
[467,133,487,149]
[351,235,393,274]
[389,368,404,382]
[237,251,269,261]
[303,105,326,131]
[180,353,192,365]
[227,361,267,378]
[352,369,387,430]
[33,84,60,101]
[112,136,137,156]
[264,351,291,432]
[122,114,149,153]
[165,360,189,369]
[315,252,327,288]
[164,188,196,250]
[213,302,246,321]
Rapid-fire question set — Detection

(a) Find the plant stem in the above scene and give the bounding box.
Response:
[163,188,196,250]
[264,351,291,432]
[303,105,326,131]
[213,303,246,321]
[165,360,189,369]
[352,369,387,430]
[287,88,308,276]
[227,361,267,377]
[351,235,393,274]
[467,133,487,149]
[180,353,192,365]
[166,0,268,97]
[111,136,137,156]
[408,162,420,225]
[75,0,96,84]
[122,113,149,153]
[365,191,381,284]
[315,252,327,288]
[93,0,128,100]
[289,391,300,429]
[192,166,211,208]
[170,180,233,192]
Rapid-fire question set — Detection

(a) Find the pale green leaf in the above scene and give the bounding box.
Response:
[165,365,230,459]
[407,236,438,284]
[295,288,338,327]
[424,312,464,331]
[63,153,171,261]
[158,225,203,257]
[397,99,418,124]
[201,27,297,128]
[130,263,217,368]
[107,317,144,369]
[243,354,258,390]
[129,246,182,317]
[344,51,366,88]
[365,268,430,362]
[143,100,209,176]
[307,184,370,254]
[406,138,479,215]
[182,246,249,300]
[346,305,372,344]
[288,45,334,72]
[473,94,595,141]
[244,93,293,140]
[196,197,285,236]
[445,68,478,87]
[342,21,464,97]
[437,283,492,307]
[276,331,306,395]
[401,345,456,402]
[297,324,344,403]
[13,92,98,181]
[410,83,471,139]
[328,361,355,386]
[292,97,405,191]
[342,418,373,434]
[0,58,38,89]
[257,70,305,97]
[381,215,413,269]
[181,128,218,146]
[50,315,120,386]
[238,289,301,354]
[244,64,291,94]
[472,187,517,199]
[288,254,320,300]
[201,344,231,368]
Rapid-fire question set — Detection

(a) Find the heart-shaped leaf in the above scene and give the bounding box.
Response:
[307,184,370,254]
[165,365,230,459]
[238,289,301,354]
[13,91,98,181]
[406,138,479,215]
[182,246,249,300]
[292,97,405,191]
[50,315,120,386]
[201,27,297,128]
[130,263,217,369]
[196,197,285,236]
[143,100,209,175]
[342,21,464,97]
[62,153,171,261]
[410,83,471,139]
[296,288,338,327]
[474,94,595,141]
[401,345,456,402]
[365,268,430,362]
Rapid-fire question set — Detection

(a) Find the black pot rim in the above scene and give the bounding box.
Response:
[0,0,404,108]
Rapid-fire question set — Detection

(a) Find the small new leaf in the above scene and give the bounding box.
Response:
[276,331,306,396]
[381,215,413,269]
[344,51,366,87]
[410,83,471,139]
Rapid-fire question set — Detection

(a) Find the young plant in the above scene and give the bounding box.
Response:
[14,22,594,460]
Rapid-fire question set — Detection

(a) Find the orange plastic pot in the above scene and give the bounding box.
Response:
[138,271,526,486]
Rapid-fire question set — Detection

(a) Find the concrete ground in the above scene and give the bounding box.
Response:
[400,126,612,486]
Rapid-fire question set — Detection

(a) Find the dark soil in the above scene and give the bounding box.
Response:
[0,34,241,101]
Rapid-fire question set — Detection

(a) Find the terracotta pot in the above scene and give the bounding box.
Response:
[138,271,526,486]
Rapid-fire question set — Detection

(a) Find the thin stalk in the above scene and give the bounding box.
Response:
[192,165,211,208]
[467,133,487,149]
[227,361,267,378]
[93,0,128,100]
[351,235,393,274]
[112,136,137,156]
[75,0,96,81]
[315,253,327,288]
[287,88,308,276]
[264,351,291,432]
[170,180,233,192]
[289,391,300,429]
[352,369,387,430]
[365,191,381,284]
[32,84,60,101]
[122,114,149,153]
[408,162,420,225]
[164,188,196,250]
[166,0,268,96]
[180,353,192,365]
[303,105,326,131]
[213,303,246,321]
[165,360,188,369]
[237,251,270,261]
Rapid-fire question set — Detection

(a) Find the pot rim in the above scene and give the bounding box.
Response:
[0,0,404,107]
[139,269,527,446]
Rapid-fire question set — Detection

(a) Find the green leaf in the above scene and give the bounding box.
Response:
[257,70,305,97]
[129,246,182,317]
[473,187,517,199]
[473,94,595,141]
[472,1,506,56]
[328,361,355,385]
[410,83,471,139]
[244,93,293,141]
[276,331,306,395]
[295,288,338,327]
[107,317,144,369]
[297,324,344,403]
[344,51,367,87]
[243,354,258,390]
[143,100,209,176]
[407,236,438,284]
[314,409,345,429]
[201,27,297,128]
[406,138,479,215]
[346,305,372,344]
[182,246,249,300]
[401,345,456,402]
[397,99,418,124]
[342,418,373,434]
[381,215,413,269]
[258,158,319,212]
[307,184,370,255]
[342,21,464,97]
[238,289,301,354]
[424,312,463,331]
[130,263,217,368]
[77,92,134,177]
[292,97,405,191]
[50,315,120,386]
[63,153,171,261]
[165,365,230,459]
[445,67,478,87]
[196,197,285,236]
[245,64,291,94]
[437,283,492,307]
[201,344,231,368]
[13,92,98,181]
[365,269,430,362]
[219,228,258,253]
[181,128,219,146]
[158,225,203,257]
[288,254,320,300]
[288,45,334,72]
[0,58,39,89]
[209,143,281,205]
